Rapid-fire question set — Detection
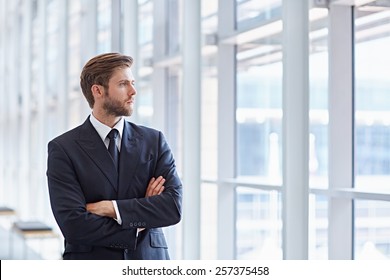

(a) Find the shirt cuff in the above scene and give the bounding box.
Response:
[112,200,122,225]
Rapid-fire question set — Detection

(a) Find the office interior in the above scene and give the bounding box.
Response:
[1,0,390,260]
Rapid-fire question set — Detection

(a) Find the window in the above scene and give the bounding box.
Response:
[236,187,282,259]
[97,0,112,53]
[354,2,390,259]
[235,0,281,30]
[137,0,154,126]
[235,1,283,259]
[68,0,84,127]
[308,7,329,259]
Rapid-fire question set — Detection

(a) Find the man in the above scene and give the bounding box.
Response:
[46,53,182,260]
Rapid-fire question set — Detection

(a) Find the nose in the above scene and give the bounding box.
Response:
[129,84,136,96]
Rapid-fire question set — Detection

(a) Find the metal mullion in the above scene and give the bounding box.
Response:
[328,3,354,260]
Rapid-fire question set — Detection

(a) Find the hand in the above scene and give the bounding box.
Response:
[145,176,165,197]
[86,200,116,219]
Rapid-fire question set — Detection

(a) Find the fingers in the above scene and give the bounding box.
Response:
[145,176,165,197]
[148,177,156,186]
[146,176,165,197]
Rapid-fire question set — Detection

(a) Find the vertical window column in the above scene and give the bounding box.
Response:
[122,0,138,77]
[152,0,167,131]
[217,0,236,260]
[328,4,354,260]
[111,0,121,52]
[28,0,46,220]
[80,0,97,64]
[0,0,5,203]
[282,0,310,259]
[182,0,201,260]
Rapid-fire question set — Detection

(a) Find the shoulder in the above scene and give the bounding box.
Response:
[125,121,162,138]
[50,126,79,144]
[125,121,173,153]
[49,118,91,144]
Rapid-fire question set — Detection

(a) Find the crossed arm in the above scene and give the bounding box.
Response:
[86,176,166,219]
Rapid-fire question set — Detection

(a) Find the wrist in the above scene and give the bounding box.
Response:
[106,201,116,218]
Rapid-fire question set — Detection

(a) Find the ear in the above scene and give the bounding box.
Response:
[91,85,104,98]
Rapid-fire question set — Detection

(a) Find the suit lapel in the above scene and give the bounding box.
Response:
[76,118,119,192]
[118,121,143,194]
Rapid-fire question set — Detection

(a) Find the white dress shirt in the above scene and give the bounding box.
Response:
[89,113,124,224]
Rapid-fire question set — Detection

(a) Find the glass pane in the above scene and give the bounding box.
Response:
[31,0,41,106]
[136,78,153,126]
[167,0,181,55]
[166,67,183,175]
[97,0,112,53]
[354,2,390,191]
[235,0,281,30]
[201,55,217,179]
[236,187,282,259]
[235,22,283,184]
[309,8,329,189]
[46,0,60,99]
[355,200,390,259]
[137,0,154,126]
[308,194,328,259]
[201,0,218,180]
[68,0,84,128]
[201,183,218,259]
[202,0,218,34]
[139,0,153,47]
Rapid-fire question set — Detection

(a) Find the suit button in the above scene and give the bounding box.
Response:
[129,222,133,227]
[137,222,142,226]
[142,222,146,226]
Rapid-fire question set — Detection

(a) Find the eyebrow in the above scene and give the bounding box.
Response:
[117,79,135,83]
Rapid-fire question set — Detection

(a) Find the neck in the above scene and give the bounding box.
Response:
[92,110,121,128]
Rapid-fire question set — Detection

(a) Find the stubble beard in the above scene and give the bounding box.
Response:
[103,95,133,117]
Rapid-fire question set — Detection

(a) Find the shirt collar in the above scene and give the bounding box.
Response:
[89,113,124,142]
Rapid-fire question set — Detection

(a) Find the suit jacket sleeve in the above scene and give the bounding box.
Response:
[47,139,138,250]
[116,131,183,229]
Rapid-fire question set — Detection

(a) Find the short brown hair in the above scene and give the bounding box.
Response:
[80,53,133,108]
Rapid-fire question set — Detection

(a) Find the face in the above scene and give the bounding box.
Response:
[102,67,136,117]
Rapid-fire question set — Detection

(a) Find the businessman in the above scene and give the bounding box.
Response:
[47,53,182,260]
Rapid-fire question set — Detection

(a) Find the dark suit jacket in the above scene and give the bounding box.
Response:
[46,117,182,260]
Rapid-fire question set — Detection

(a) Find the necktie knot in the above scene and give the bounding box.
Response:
[107,129,119,141]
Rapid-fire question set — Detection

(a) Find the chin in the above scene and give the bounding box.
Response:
[125,109,133,117]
